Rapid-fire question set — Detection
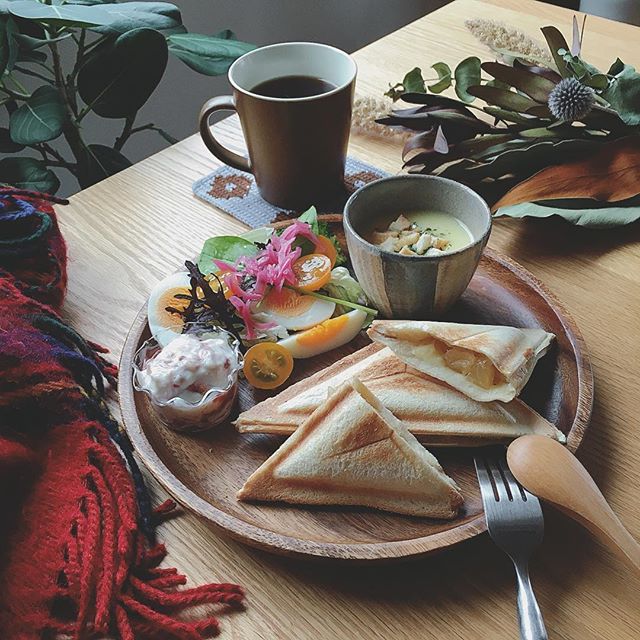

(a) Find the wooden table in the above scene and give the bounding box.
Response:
[58,0,640,637]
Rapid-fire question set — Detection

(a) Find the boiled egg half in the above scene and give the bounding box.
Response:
[147,272,192,347]
[257,287,335,331]
[277,309,367,359]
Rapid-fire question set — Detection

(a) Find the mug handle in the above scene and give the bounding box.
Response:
[198,96,251,173]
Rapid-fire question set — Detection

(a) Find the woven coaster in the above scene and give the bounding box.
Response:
[193,157,389,228]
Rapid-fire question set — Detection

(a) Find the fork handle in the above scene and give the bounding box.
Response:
[514,560,548,640]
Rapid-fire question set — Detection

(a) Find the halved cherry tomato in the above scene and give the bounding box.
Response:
[313,235,338,267]
[292,253,332,292]
[243,342,294,390]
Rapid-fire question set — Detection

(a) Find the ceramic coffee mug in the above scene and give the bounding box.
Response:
[199,42,357,209]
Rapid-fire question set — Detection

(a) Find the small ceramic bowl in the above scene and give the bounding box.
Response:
[344,175,491,319]
[132,324,243,433]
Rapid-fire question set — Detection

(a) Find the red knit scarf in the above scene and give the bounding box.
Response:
[0,189,244,639]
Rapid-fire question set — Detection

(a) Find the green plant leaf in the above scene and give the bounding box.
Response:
[428,62,451,93]
[9,85,65,145]
[0,126,24,152]
[483,106,537,125]
[167,33,254,76]
[8,0,114,27]
[78,28,168,118]
[0,156,59,193]
[297,205,319,233]
[495,199,640,228]
[92,1,182,35]
[14,31,71,50]
[198,236,258,273]
[454,56,481,102]
[85,144,132,184]
[541,26,571,78]
[601,63,640,126]
[466,84,539,112]
[608,57,625,76]
[0,15,18,75]
[401,67,425,93]
[481,61,557,102]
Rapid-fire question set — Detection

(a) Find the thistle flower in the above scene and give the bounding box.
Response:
[547,77,595,121]
[352,95,411,141]
[465,19,554,67]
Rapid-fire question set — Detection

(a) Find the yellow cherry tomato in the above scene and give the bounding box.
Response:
[314,235,338,267]
[243,342,294,390]
[292,253,332,292]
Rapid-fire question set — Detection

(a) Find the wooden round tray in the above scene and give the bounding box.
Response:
[119,218,593,562]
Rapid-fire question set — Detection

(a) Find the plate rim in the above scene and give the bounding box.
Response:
[118,245,593,562]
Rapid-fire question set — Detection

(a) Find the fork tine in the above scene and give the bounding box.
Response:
[498,457,528,502]
[485,456,512,502]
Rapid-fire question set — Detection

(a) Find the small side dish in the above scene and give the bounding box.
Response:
[367,211,473,256]
[133,326,242,432]
[143,207,377,394]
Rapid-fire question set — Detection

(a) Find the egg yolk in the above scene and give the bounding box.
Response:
[158,286,191,319]
[262,288,316,317]
[296,314,349,347]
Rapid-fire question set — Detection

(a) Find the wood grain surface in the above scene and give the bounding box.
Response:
[119,240,592,561]
[56,0,640,637]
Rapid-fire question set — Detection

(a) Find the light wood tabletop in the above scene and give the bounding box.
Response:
[57,0,640,637]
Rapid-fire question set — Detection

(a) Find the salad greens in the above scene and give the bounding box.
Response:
[197,236,258,273]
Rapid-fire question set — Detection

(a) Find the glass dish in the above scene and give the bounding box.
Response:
[132,324,243,433]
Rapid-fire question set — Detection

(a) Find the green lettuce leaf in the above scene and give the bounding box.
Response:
[198,235,258,273]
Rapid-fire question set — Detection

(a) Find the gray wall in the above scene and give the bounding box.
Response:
[4,1,446,195]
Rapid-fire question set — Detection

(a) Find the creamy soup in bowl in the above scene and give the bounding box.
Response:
[343,175,491,319]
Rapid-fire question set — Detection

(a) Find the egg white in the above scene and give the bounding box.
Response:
[258,288,335,331]
[147,272,191,347]
[278,309,367,358]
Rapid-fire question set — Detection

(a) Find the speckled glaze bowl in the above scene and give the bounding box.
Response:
[344,175,491,319]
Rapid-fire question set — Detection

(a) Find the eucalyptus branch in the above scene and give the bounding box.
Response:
[39,142,69,164]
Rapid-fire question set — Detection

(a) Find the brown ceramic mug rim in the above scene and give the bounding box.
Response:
[228,41,357,103]
[343,175,492,261]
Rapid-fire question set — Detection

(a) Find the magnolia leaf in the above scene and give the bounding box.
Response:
[481,62,557,102]
[541,26,571,78]
[86,144,132,184]
[466,85,539,112]
[91,2,182,35]
[0,156,59,193]
[601,64,640,126]
[398,91,469,110]
[428,62,451,93]
[483,106,537,125]
[495,199,640,228]
[8,1,114,27]
[78,28,168,118]
[513,59,562,83]
[448,138,599,182]
[492,136,640,211]
[9,86,65,145]
[570,15,581,57]
[433,125,449,153]
[454,56,480,102]
[167,33,254,76]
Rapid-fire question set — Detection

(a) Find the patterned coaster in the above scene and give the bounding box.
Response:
[193,157,390,228]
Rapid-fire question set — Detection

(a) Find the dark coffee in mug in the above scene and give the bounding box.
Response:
[251,75,337,99]
[199,43,357,209]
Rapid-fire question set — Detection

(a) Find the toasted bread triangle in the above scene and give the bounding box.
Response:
[368,320,554,402]
[237,378,463,519]
[235,344,565,445]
